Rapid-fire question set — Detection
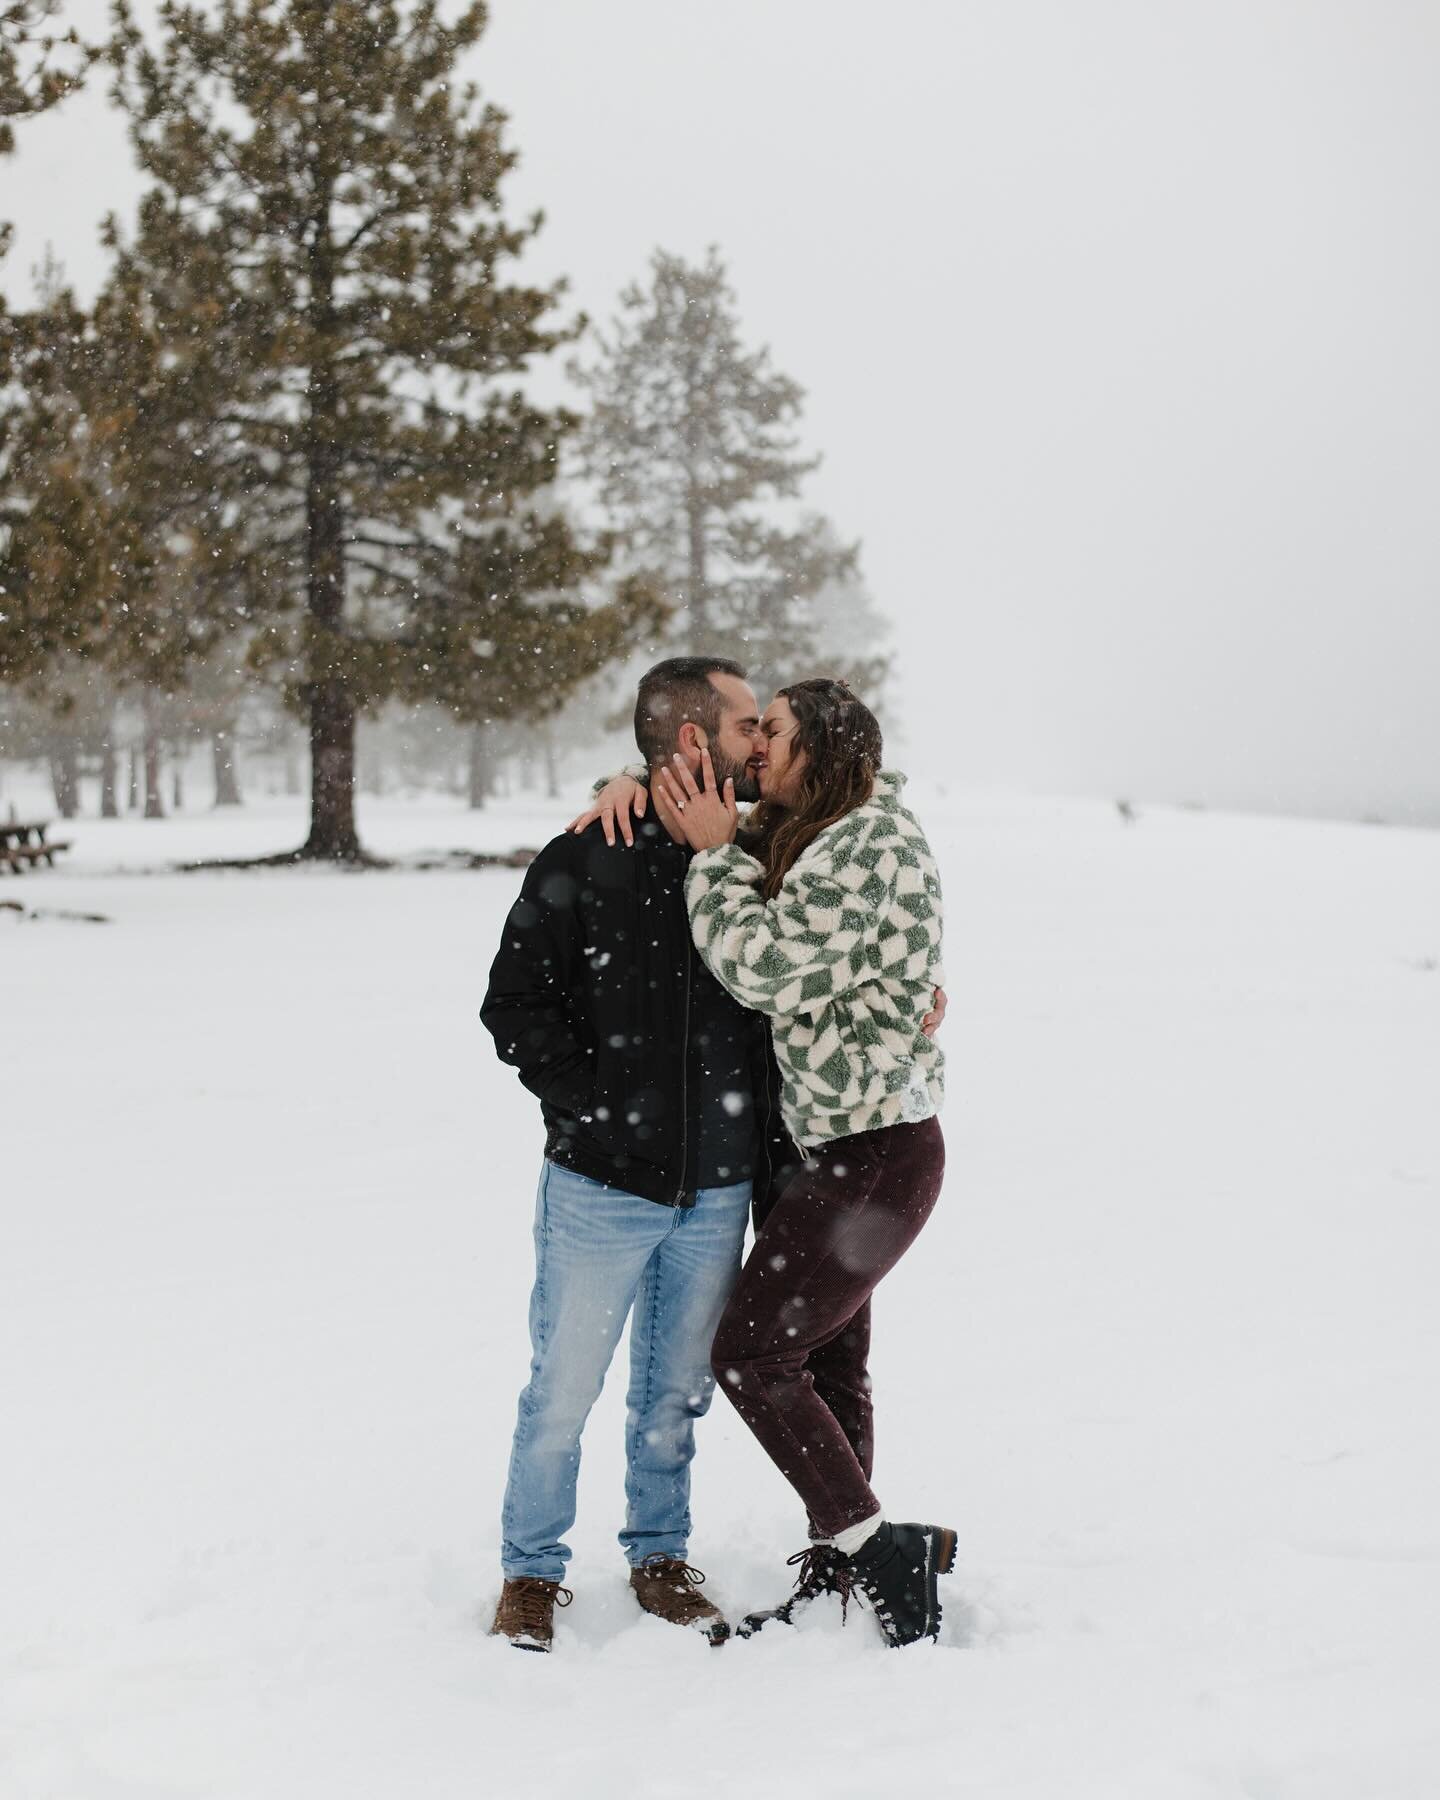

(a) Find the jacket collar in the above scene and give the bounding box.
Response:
[872,769,908,807]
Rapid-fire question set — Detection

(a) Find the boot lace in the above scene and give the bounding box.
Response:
[786,1544,858,1621]
[506,1577,572,1638]
[636,1555,715,1622]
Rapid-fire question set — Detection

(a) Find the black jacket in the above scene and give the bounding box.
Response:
[481,817,797,1209]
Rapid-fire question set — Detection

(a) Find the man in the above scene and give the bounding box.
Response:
[480,657,791,1651]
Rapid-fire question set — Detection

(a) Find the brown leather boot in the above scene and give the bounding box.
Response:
[490,1577,573,1652]
[629,1556,730,1645]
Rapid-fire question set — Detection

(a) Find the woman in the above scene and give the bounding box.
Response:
[646,678,955,1648]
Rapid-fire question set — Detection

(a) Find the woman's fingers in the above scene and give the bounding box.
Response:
[723,776,738,823]
[576,777,649,845]
[655,766,688,813]
[650,775,680,831]
[569,801,623,846]
[671,752,703,800]
[655,770,700,844]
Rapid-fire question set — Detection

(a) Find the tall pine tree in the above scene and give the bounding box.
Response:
[0,1,98,151]
[2,256,255,681]
[572,246,884,692]
[1,7,109,718]
[105,0,651,859]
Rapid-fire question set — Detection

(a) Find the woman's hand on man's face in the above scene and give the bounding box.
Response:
[654,748,739,851]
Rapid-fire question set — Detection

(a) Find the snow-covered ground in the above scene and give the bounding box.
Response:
[3,784,1438,1799]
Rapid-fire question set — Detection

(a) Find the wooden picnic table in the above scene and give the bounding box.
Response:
[0,819,72,874]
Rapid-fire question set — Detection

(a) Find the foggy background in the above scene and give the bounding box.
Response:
[6,0,1436,823]
[8,11,1440,1789]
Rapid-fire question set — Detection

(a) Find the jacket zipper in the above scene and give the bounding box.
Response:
[675,940,693,1203]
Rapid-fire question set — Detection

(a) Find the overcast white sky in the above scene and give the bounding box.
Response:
[4,0,1438,821]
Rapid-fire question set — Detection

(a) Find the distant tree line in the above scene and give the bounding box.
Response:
[0,1,889,855]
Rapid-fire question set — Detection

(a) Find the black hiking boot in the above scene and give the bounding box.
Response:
[735,1544,855,1639]
[848,1521,957,1647]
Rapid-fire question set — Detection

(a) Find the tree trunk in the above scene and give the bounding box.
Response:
[143,718,165,819]
[299,226,362,861]
[212,727,242,806]
[127,746,141,811]
[542,723,560,800]
[49,742,80,819]
[467,722,495,810]
[303,680,359,857]
[99,734,119,818]
[172,755,184,812]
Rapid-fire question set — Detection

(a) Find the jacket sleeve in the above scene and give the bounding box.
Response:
[685,830,892,1019]
[590,763,649,796]
[480,836,596,1119]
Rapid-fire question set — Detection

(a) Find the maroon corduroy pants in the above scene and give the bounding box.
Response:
[710,1115,945,1538]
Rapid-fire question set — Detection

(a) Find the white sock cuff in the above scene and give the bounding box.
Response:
[832,1510,885,1558]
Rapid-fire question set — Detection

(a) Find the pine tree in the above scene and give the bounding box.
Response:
[99,0,650,860]
[1,4,104,681]
[0,257,257,699]
[0,1,99,151]
[767,515,892,704]
[572,246,880,691]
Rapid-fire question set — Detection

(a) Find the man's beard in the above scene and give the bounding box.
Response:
[710,746,761,804]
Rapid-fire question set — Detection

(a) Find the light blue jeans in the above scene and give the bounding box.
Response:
[500,1160,752,1581]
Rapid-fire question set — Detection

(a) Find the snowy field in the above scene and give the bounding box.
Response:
[3,783,1438,1799]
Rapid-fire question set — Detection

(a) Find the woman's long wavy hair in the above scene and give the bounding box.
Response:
[743,678,884,900]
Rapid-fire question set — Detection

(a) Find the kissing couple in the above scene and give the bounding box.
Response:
[481,656,953,1652]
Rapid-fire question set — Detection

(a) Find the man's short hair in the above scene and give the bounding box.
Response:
[634,656,748,765]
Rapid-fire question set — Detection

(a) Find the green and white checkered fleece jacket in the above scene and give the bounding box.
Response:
[686,770,945,1149]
